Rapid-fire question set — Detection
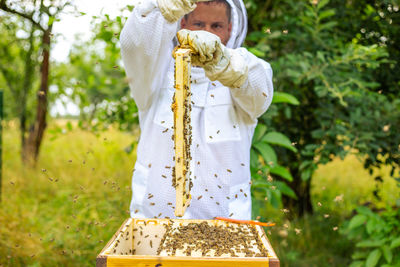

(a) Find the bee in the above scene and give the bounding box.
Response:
[235,194,238,199]
[137,241,141,245]
[229,213,234,217]
[214,174,218,178]
[240,189,243,193]
[217,130,220,134]
[150,202,155,206]
[145,235,149,238]
[197,196,203,200]
[167,202,172,205]
[161,121,165,124]
[134,209,139,214]
[262,92,267,97]
[209,136,213,139]
[226,196,230,200]
[162,175,167,179]
[227,169,232,173]
[150,240,153,248]
[162,128,168,133]
[165,166,171,169]
[216,202,220,205]
[244,193,248,197]
[233,125,237,128]
[218,185,222,189]
[241,163,245,166]
[148,164,152,168]
[197,161,200,165]
[210,94,215,98]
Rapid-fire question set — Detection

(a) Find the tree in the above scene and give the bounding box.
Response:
[0,0,73,163]
[54,10,138,132]
[244,0,399,216]
[0,13,39,155]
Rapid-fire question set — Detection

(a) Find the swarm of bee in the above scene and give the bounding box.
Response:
[156,221,269,257]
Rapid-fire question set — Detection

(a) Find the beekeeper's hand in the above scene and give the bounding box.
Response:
[157,0,211,23]
[177,29,249,88]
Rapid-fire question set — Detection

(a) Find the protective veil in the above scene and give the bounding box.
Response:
[120,0,273,220]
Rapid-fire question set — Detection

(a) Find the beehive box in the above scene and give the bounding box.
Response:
[97,218,279,267]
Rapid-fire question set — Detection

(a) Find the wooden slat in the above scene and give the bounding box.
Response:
[107,255,270,267]
[173,48,192,217]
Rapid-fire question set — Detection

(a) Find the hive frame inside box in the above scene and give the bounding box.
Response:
[97,218,280,267]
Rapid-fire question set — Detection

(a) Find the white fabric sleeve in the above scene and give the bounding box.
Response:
[230,48,274,124]
[120,0,178,111]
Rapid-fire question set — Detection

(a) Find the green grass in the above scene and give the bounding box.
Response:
[0,120,398,266]
[1,120,136,266]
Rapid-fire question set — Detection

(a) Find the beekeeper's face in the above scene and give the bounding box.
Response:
[180,2,232,45]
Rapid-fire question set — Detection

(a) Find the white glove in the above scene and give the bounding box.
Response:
[177,29,249,88]
[157,0,210,23]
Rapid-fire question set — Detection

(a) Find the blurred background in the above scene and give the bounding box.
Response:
[0,0,399,266]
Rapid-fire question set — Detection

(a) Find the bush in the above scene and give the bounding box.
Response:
[341,206,400,267]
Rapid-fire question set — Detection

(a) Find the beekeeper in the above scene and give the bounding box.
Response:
[120,0,273,220]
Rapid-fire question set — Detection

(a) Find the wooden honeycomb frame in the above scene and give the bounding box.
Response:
[172,48,193,217]
[96,218,280,267]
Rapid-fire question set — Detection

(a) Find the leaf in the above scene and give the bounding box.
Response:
[319,21,338,31]
[357,239,385,248]
[317,0,330,10]
[270,189,282,208]
[390,237,400,249]
[272,92,300,105]
[349,261,364,267]
[248,47,266,58]
[366,219,377,235]
[250,148,259,168]
[301,168,312,181]
[319,9,336,20]
[262,132,298,152]
[270,165,293,182]
[253,142,277,166]
[348,214,367,229]
[381,245,392,264]
[275,181,297,199]
[253,124,267,143]
[365,249,382,267]
[352,251,368,260]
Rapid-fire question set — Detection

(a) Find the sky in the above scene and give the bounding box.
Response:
[52,0,132,62]
[50,0,132,116]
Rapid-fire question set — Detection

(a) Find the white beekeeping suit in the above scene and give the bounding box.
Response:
[120,0,273,220]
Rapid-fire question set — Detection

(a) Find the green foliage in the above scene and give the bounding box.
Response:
[55,9,138,131]
[0,14,39,122]
[244,0,400,215]
[341,206,400,267]
[251,94,298,213]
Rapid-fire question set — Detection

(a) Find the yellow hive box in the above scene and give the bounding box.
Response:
[97,218,280,267]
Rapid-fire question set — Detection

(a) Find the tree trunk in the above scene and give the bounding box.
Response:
[283,167,314,218]
[24,28,51,164]
[20,24,35,162]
